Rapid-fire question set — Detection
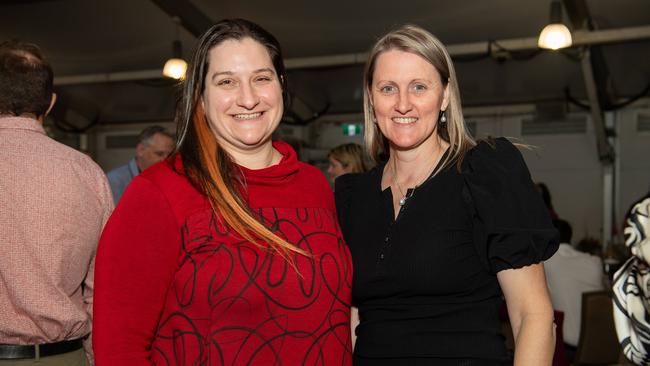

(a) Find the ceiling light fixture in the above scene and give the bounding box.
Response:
[538,0,573,50]
[162,17,187,79]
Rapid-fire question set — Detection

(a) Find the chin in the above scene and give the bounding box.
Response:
[389,137,420,149]
[236,134,273,148]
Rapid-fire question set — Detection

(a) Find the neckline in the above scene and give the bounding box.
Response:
[379,146,450,195]
[411,147,450,190]
[378,147,451,221]
[238,140,300,183]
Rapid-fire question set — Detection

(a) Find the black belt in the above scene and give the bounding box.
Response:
[0,338,84,359]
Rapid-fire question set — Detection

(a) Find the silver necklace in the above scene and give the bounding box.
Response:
[390,149,446,207]
[392,173,409,206]
[390,160,418,207]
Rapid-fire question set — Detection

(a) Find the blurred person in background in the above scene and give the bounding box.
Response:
[0,40,113,365]
[106,125,174,203]
[327,142,368,184]
[544,219,604,362]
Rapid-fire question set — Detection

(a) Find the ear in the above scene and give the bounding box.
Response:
[135,142,146,157]
[45,93,57,117]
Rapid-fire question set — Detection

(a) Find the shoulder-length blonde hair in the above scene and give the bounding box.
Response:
[363,24,475,168]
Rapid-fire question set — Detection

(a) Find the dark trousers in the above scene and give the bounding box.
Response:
[0,348,88,366]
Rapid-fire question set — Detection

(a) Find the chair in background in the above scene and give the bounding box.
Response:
[573,291,621,365]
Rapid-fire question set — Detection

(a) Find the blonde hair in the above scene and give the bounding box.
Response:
[328,143,368,173]
[363,24,475,168]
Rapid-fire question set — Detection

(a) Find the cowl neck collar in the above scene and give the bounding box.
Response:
[238,141,299,185]
[172,141,300,188]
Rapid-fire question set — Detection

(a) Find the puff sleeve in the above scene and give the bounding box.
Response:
[462,137,559,273]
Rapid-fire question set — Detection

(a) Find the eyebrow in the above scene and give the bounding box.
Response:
[210,68,275,81]
[375,78,434,84]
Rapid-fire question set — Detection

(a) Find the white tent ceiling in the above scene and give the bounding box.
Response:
[1,0,649,127]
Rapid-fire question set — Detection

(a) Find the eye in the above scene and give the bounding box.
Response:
[412,83,427,93]
[379,84,396,94]
[216,78,237,88]
[254,75,273,83]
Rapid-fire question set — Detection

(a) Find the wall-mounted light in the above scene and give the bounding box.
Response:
[162,17,187,79]
[538,0,572,50]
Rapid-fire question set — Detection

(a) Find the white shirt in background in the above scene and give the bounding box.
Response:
[544,243,605,346]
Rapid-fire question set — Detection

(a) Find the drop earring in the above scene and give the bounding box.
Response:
[439,110,447,126]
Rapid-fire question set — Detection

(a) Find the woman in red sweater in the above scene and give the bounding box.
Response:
[93,19,352,365]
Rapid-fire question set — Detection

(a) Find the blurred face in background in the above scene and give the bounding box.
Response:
[327,157,350,183]
[136,132,175,171]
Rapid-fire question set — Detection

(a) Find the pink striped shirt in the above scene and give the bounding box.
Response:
[0,116,113,362]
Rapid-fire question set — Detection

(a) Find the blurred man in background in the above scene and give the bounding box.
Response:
[106,125,174,203]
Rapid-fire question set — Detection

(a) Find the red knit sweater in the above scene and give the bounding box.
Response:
[93,142,353,365]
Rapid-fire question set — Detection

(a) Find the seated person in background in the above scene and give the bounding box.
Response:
[544,219,604,361]
[106,125,174,203]
[326,142,367,184]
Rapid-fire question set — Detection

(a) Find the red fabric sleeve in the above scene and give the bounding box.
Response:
[93,177,181,365]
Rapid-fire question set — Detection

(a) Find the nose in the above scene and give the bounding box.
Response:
[395,89,412,114]
[237,82,260,110]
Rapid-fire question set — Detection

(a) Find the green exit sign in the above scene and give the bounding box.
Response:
[342,123,363,136]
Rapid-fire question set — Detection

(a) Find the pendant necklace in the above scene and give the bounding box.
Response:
[391,149,446,207]
[391,161,414,207]
[392,172,409,207]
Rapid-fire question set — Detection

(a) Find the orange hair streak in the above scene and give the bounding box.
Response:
[188,103,309,266]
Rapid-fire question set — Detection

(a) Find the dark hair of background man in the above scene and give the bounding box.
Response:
[0,40,53,117]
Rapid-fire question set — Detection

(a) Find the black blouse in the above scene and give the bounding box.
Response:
[335,138,559,365]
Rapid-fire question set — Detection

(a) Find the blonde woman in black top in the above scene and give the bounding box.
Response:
[336,25,559,365]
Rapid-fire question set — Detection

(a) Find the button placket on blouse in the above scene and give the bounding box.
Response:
[375,222,392,274]
[377,198,409,272]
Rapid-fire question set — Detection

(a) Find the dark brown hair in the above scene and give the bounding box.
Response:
[174,19,305,261]
[0,40,53,117]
